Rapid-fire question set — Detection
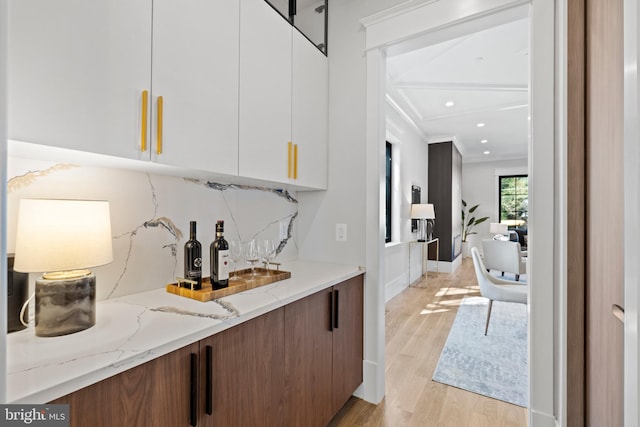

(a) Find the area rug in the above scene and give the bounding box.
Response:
[432,296,528,407]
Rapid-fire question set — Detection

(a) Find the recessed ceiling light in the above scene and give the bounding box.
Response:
[445,101,454,107]
[483,150,490,155]
[477,123,485,127]
[481,139,488,144]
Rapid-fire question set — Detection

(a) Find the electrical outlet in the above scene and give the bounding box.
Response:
[336,223,347,242]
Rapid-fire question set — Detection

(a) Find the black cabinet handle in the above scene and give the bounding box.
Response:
[328,290,334,331]
[334,289,340,329]
[190,353,198,427]
[289,0,296,17]
[206,345,213,415]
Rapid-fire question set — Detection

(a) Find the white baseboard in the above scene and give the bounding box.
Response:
[385,273,409,302]
[428,255,461,273]
[355,359,385,404]
[530,409,556,427]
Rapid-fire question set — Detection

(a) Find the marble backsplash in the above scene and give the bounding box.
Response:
[6,156,298,301]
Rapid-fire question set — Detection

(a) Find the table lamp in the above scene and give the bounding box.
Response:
[411,203,435,242]
[490,222,509,240]
[13,199,113,337]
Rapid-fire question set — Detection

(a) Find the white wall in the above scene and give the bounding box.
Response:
[298,0,406,267]
[1,0,8,404]
[296,0,407,405]
[384,106,429,302]
[462,158,527,254]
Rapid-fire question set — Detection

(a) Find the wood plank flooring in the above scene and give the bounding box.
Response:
[328,258,528,427]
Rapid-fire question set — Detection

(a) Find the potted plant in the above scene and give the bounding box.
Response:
[461,200,489,257]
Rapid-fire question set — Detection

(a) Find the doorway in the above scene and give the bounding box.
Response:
[385,4,531,410]
[362,0,557,425]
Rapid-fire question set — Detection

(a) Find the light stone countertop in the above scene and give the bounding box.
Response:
[6,260,364,404]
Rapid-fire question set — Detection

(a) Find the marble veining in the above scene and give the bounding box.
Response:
[150,304,238,321]
[143,217,183,242]
[276,211,298,254]
[7,164,77,192]
[6,261,364,404]
[198,180,298,203]
[203,179,298,255]
[7,158,299,301]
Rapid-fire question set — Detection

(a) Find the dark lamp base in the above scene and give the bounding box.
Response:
[35,274,96,337]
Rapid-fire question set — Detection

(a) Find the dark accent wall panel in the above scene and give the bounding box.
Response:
[428,141,462,263]
[451,144,462,259]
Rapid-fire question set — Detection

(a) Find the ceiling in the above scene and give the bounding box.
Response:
[385,17,530,164]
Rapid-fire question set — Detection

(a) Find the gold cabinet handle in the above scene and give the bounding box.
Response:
[140,90,149,152]
[157,96,163,154]
[293,143,298,180]
[288,141,293,178]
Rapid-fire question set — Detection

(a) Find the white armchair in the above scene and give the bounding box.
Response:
[481,239,527,281]
[471,247,528,335]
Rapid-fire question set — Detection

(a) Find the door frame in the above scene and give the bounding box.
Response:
[623,0,639,423]
[0,0,7,404]
[566,0,639,424]
[361,0,557,425]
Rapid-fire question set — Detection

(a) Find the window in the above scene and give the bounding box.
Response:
[385,142,392,243]
[499,175,528,231]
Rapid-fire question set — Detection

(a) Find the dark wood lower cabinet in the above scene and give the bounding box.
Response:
[284,288,334,426]
[49,274,363,427]
[51,342,200,427]
[199,308,284,427]
[331,275,364,413]
[284,274,364,427]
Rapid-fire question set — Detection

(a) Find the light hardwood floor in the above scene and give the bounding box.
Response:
[328,258,528,427]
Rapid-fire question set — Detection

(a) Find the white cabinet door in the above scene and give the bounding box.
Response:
[239,0,292,184]
[291,29,328,190]
[8,0,152,160]
[151,0,239,174]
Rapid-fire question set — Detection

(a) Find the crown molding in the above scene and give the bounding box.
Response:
[360,0,439,29]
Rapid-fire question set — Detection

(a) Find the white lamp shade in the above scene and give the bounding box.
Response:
[410,203,435,219]
[14,199,113,273]
[489,222,509,235]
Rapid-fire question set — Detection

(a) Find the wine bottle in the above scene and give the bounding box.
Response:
[184,221,202,290]
[211,220,230,289]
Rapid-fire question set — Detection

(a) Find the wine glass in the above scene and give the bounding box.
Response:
[244,239,260,278]
[260,240,276,271]
[229,240,242,281]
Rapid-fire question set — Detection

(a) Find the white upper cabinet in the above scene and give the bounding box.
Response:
[151,0,239,174]
[291,28,328,189]
[239,0,293,184]
[8,0,153,160]
[9,0,325,189]
[9,0,240,174]
[239,0,327,189]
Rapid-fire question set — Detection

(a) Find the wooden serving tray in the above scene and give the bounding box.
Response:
[166,267,291,302]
